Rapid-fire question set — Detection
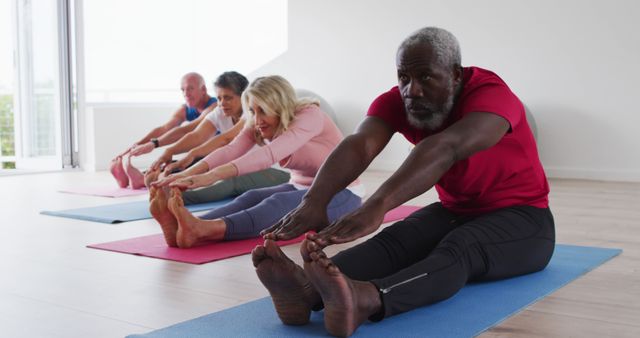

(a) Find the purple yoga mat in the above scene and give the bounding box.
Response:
[87,205,421,264]
[59,186,148,198]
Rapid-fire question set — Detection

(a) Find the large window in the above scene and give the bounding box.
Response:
[1,0,76,172]
[83,0,288,103]
[0,0,286,173]
[0,0,15,169]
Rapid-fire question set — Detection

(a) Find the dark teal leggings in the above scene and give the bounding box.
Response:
[182,168,290,205]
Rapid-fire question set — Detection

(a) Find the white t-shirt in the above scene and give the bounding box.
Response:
[205,106,242,133]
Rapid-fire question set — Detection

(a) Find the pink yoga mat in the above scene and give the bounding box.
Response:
[88,235,305,264]
[87,204,422,264]
[382,204,421,223]
[59,186,148,198]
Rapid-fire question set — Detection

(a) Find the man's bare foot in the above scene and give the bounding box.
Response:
[303,240,382,337]
[144,167,161,188]
[110,156,129,188]
[167,188,225,248]
[301,235,327,262]
[149,186,178,247]
[252,239,321,325]
[125,156,146,190]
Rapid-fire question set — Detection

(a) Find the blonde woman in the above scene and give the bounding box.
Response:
[144,71,290,204]
[151,75,362,248]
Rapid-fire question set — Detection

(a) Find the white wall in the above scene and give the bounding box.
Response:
[81,104,177,171]
[81,0,640,182]
[248,0,640,181]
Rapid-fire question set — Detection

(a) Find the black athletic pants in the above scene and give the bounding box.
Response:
[332,202,555,320]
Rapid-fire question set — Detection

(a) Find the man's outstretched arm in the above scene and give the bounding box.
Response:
[263,116,394,240]
[153,105,215,148]
[135,106,186,146]
[128,106,188,157]
[317,112,511,245]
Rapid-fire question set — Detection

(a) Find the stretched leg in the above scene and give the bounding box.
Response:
[184,168,290,205]
[368,205,555,319]
[222,187,361,241]
[182,168,291,205]
[124,155,146,190]
[199,184,296,220]
[325,189,362,223]
[182,179,236,205]
[252,239,320,325]
[302,239,382,337]
[110,156,129,188]
[222,189,307,240]
[332,202,460,281]
[149,186,178,247]
[230,168,291,195]
[167,188,226,248]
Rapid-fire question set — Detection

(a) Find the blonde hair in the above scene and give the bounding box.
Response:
[242,75,319,145]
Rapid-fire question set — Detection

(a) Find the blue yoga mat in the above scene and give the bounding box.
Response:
[41,199,232,224]
[127,244,621,338]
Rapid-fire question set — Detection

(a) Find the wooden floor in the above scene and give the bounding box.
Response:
[1,170,639,337]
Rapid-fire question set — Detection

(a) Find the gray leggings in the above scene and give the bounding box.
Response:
[199,183,362,240]
[182,168,290,205]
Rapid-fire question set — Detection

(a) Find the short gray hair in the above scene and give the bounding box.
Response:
[214,71,249,96]
[182,72,206,88]
[398,27,461,68]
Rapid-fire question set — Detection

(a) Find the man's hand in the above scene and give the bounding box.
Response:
[130,142,155,156]
[163,154,193,174]
[151,152,173,171]
[168,171,219,190]
[308,203,386,247]
[151,172,186,188]
[262,199,330,241]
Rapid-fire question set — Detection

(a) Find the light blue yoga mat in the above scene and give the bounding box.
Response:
[41,199,232,224]
[127,244,621,338]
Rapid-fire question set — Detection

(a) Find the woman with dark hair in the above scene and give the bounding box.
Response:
[150,75,363,248]
[145,71,290,204]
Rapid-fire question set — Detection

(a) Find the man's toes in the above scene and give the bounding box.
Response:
[309,250,327,262]
[252,245,266,267]
[317,257,333,269]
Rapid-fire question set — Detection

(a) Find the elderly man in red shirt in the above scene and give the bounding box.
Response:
[253,26,555,337]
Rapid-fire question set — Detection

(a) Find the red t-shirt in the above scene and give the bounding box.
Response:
[367,66,549,215]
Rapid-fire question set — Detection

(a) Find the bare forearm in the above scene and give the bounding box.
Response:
[366,135,456,211]
[165,132,207,157]
[157,125,192,147]
[137,126,167,145]
[305,135,375,205]
[180,160,210,177]
[207,163,238,181]
[189,135,231,159]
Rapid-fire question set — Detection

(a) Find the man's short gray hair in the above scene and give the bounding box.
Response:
[182,72,206,88]
[399,27,461,68]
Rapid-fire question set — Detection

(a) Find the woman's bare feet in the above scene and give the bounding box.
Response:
[124,156,146,190]
[302,239,382,337]
[167,188,226,248]
[144,167,161,188]
[149,186,178,247]
[110,156,129,188]
[252,239,321,325]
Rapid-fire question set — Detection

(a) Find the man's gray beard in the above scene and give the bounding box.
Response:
[406,94,455,131]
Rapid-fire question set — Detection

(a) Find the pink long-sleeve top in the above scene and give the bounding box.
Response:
[202,104,343,187]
